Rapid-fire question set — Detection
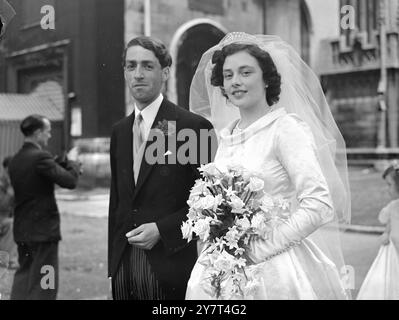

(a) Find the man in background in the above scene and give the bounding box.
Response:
[8,114,80,300]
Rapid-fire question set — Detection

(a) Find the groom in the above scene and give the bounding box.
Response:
[108,36,217,300]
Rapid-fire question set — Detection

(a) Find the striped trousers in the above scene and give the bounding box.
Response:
[112,244,165,300]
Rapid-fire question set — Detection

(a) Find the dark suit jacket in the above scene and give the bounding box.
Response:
[8,142,80,243]
[108,98,217,299]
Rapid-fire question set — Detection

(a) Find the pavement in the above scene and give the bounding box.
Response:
[56,187,110,219]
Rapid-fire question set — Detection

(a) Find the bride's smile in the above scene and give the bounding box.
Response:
[231,89,247,98]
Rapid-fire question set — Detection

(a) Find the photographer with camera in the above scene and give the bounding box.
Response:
[8,115,81,300]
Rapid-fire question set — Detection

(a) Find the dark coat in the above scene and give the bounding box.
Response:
[0,173,13,219]
[8,142,80,243]
[108,99,217,299]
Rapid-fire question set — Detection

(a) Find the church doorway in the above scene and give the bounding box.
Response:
[169,20,226,109]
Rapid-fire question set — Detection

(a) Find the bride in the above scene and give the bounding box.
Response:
[185,32,352,300]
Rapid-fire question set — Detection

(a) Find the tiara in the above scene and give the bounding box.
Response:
[219,32,260,47]
[221,32,256,42]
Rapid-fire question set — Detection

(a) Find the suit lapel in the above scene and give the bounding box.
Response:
[120,112,135,199]
[132,99,177,203]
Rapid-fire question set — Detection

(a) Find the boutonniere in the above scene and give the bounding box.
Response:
[154,119,177,136]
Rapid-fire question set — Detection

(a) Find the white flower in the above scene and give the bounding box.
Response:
[187,208,198,220]
[259,194,275,213]
[192,217,212,241]
[225,227,240,249]
[201,195,222,211]
[187,194,200,207]
[213,237,227,251]
[229,194,245,210]
[201,195,216,210]
[190,179,209,197]
[230,272,245,285]
[243,235,251,245]
[235,257,247,268]
[181,220,193,242]
[242,170,253,181]
[213,251,236,272]
[226,275,244,299]
[198,163,217,175]
[251,213,271,238]
[227,163,245,173]
[225,186,236,198]
[215,163,229,174]
[199,163,227,177]
[251,213,265,229]
[244,279,260,299]
[274,195,290,211]
[234,247,245,256]
[213,194,224,209]
[236,216,251,230]
[247,177,264,192]
[189,195,216,211]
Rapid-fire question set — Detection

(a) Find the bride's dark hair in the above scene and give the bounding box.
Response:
[383,162,399,192]
[210,43,281,106]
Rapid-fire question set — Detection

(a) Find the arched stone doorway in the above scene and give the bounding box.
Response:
[168,20,226,109]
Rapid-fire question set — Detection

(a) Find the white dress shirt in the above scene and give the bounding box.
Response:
[133,94,163,142]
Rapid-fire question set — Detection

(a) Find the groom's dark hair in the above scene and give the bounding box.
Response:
[211,43,281,106]
[122,36,172,68]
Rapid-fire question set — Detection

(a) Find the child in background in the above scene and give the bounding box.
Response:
[357,160,399,300]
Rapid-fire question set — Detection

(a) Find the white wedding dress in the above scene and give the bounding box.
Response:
[185,108,349,300]
[357,199,399,300]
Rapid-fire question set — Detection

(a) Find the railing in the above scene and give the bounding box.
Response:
[346,147,399,165]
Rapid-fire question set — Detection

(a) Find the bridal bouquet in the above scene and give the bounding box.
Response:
[181,162,290,299]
